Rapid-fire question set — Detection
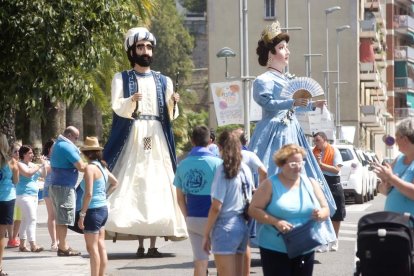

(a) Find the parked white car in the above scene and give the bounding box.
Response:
[334,144,370,204]
[355,149,376,201]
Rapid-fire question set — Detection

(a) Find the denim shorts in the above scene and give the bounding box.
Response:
[0,199,15,225]
[49,185,76,226]
[84,206,108,234]
[211,215,249,255]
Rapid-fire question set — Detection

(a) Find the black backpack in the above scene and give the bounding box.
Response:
[355,211,414,276]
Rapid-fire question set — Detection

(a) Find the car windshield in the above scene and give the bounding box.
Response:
[338,148,353,162]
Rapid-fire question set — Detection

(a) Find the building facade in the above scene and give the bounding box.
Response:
[207,0,414,159]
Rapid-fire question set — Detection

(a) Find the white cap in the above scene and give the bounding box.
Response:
[124,27,156,51]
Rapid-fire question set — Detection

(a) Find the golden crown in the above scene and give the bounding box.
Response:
[261,21,282,44]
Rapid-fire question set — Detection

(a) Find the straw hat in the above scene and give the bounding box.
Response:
[80,136,103,151]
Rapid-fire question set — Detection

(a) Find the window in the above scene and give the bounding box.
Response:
[264,0,276,19]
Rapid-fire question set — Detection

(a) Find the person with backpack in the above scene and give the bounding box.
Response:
[103,27,187,257]
[373,118,414,214]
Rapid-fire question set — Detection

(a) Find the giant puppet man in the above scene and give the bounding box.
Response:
[103,27,187,241]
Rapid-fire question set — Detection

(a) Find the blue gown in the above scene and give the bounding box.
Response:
[249,71,336,213]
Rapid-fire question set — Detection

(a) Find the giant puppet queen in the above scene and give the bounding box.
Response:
[103,27,188,242]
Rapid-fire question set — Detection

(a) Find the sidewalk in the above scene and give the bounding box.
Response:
[3,202,263,276]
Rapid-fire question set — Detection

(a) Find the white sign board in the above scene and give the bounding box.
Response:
[210,81,244,126]
[296,106,335,140]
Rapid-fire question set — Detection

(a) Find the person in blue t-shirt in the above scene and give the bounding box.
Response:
[174,126,222,276]
[49,126,86,257]
[373,118,414,215]
[0,133,19,276]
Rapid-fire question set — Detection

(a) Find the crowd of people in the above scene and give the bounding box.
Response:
[1,21,414,276]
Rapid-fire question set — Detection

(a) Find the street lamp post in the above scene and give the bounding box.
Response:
[335,25,350,141]
[324,6,341,109]
[216,47,236,79]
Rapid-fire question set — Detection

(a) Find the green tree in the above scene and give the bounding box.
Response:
[150,0,208,156]
[179,0,206,13]
[0,0,156,141]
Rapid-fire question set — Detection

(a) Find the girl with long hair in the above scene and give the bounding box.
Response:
[202,130,253,276]
[0,134,19,276]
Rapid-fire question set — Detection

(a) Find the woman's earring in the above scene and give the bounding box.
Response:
[267,56,272,66]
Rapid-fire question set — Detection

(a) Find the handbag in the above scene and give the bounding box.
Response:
[278,219,322,259]
[302,176,337,245]
[241,171,250,221]
[279,176,336,258]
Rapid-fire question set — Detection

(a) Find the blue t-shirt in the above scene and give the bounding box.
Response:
[0,164,16,201]
[207,143,220,157]
[258,175,315,253]
[50,136,81,187]
[174,147,222,217]
[80,161,107,209]
[385,154,414,214]
[16,162,41,196]
[211,163,253,219]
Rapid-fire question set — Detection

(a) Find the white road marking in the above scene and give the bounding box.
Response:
[341,222,357,228]
[346,203,372,212]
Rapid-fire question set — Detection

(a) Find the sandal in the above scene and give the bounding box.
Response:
[57,247,81,257]
[19,246,30,252]
[136,247,145,258]
[0,268,8,276]
[146,247,162,258]
[31,246,44,253]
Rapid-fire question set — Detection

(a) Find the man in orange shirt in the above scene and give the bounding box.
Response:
[313,132,344,252]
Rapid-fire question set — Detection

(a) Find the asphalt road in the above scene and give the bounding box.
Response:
[2,195,386,276]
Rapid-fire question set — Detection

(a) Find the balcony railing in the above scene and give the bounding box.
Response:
[395,108,414,119]
[364,0,380,10]
[393,15,414,30]
[395,77,414,90]
[395,46,414,61]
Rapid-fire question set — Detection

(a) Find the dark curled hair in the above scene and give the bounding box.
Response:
[256,33,290,66]
[218,130,242,179]
[19,145,32,160]
[42,139,55,156]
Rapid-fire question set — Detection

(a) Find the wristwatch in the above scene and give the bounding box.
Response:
[79,211,87,218]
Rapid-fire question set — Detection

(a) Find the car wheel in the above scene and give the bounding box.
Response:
[355,193,364,204]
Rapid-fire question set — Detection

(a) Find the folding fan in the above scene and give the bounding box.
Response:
[280,77,324,99]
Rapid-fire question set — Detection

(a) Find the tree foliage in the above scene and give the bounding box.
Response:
[179,0,206,13]
[0,0,156,119]
[151,0,194,82]
[149,0,208,155]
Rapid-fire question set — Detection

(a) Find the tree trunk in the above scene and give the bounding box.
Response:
[42,99,66,141]
[83,100,103,140]
[0,101,16,145]
[66,104,84,142]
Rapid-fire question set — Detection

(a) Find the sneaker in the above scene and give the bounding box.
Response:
[330,240,339,252]
[316,244,329,253]
[7,239,20,248]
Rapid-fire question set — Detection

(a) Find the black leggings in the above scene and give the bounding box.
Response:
[260,247,315,276]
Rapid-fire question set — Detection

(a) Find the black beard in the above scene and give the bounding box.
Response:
[133,54,153,67]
